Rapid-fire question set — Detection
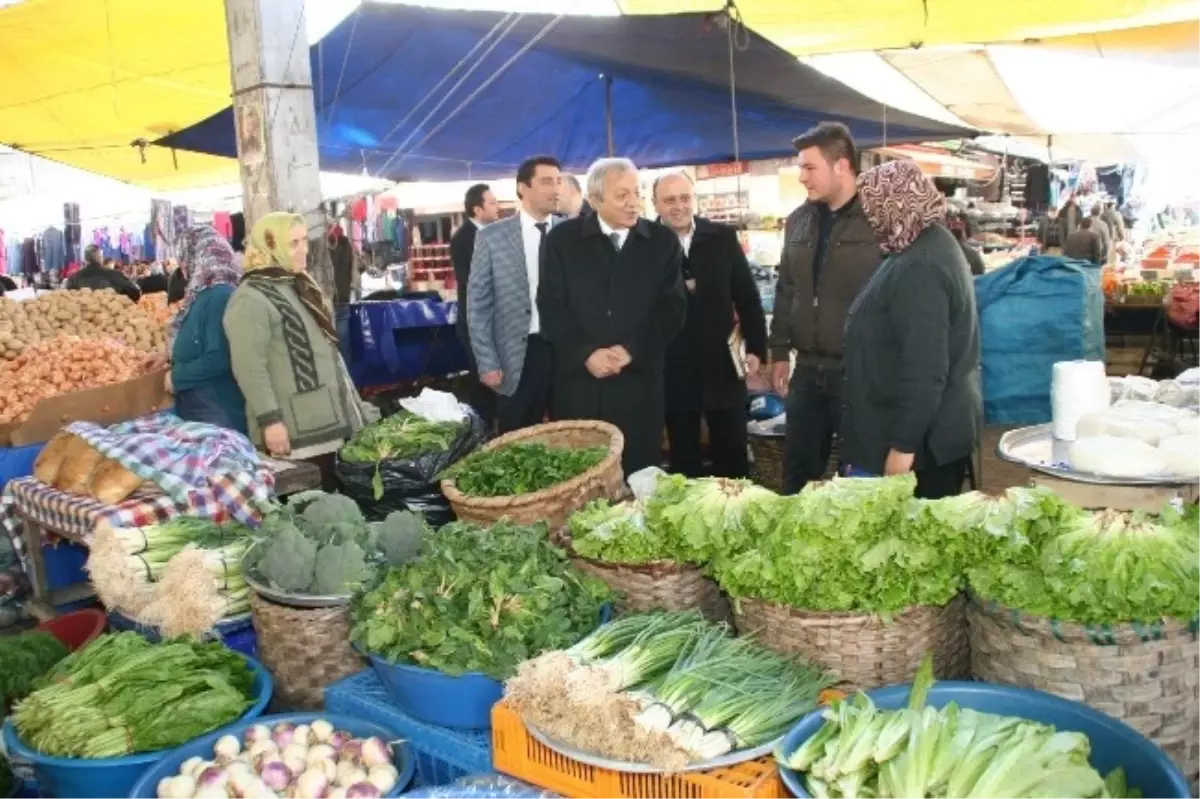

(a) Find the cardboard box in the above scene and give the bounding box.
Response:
[0,369,171,447]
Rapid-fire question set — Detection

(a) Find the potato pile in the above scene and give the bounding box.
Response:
[0,288,167,361]
[137,293,177,326]
[0,335,149,424]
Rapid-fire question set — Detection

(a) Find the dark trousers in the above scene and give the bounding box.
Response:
[497,334,553,434]
[666,405,749,478]
[459,331,497,429]
[783,366,842,494]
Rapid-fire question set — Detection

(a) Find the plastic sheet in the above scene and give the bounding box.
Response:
[346,299,469,390]
[401,775,557,799]
[336,411,488,526]
[974,256,1104,425]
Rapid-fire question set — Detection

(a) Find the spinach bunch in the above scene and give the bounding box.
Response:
[342,412,464,497]
[351,520,614,680]
[0,631,68,708]
[444,443,608,497]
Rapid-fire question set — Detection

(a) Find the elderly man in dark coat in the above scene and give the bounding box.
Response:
[653,171,767,478]
[538,157,688,475]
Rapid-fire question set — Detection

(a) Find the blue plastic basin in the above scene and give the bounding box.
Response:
[777,681,1191,799]
[2,654,272,799]
[127,712,415,799]
[365,654,503,730]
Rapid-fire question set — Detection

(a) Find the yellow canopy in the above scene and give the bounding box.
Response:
[0,0,237,189]
[617,0,1198,55]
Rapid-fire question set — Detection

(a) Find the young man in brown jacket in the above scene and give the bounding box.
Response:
[769,122,882,493]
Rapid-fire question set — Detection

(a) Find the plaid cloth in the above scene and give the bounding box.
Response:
[0,411,277,577]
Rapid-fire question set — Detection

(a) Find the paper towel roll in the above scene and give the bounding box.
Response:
[1052,360,1111,441]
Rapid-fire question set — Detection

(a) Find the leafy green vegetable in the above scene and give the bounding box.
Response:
[645,475,781,568]
[778,655,1139,798]
[444,443,608,497]
[374,509,428,566]
[14,632,254,758]
[255,519,318,593]
[569,500,673,564]
[296,490,365,531]
[715,475,976,613]
[0,631,68,708]
[352,520,614,680]
[341,412,465,499]
[313,540,372,595]
[967,496,1199,624]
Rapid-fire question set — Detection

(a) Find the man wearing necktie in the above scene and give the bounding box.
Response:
[538,157,688,475]
[467,156,562,432]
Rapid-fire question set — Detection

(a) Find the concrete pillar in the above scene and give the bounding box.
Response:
[224,0,332,297]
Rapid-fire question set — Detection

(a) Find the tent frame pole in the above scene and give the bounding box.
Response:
[604,75,615,157]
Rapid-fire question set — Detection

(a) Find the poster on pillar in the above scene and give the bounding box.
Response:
[236,105,264,166]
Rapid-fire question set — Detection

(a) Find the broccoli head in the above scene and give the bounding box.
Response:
[312,541,372,595]
[373,510,428,566]
[293,491,365,534]
[256,521,318,593]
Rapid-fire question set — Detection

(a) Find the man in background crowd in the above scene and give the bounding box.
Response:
[951,225,985,276]
[558,174,589,219]
[67,245,140,301]
[452,182,500,426]
[166,259,187,304]
[468,157,562,433]
[1063,217,1104,265]
[1089,203,1112,263]
[1102,199,1126,244]
[1037,207,1064,254]
[769,122,882,494]
[539,157,687,475]
[653,171,766,478]
[138,262,168,294]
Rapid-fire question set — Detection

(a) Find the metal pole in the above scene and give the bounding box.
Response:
[604,74,615,157]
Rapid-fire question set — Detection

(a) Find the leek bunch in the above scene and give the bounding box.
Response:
[777,657,1139,798]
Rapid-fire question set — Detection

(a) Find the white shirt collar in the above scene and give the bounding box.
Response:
[596,215,631,247]
[469,217,483,228]
[519,208,551,230]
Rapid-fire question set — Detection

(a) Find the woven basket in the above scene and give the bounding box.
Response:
[249,593,365,710]
[731,594,970,690]
[748,434,839,493]
[967,597,1200,783]
[570,557,731,623]
[440,420,626,530]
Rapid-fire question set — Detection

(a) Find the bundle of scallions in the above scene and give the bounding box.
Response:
[86,517,251,638]
[506,611,832,770]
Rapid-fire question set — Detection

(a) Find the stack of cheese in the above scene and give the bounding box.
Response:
[1069,401,1199,480]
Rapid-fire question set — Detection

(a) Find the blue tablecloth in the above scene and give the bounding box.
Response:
[346,299,469,390]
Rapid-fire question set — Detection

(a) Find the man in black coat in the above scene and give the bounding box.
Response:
[653,172,767,477]
[65,245,140,301]
[451,183,500,426]
[538,158,688,475]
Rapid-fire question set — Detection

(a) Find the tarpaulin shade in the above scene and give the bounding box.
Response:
[0,0,237,188]
[156,3,972,182]
[616,0,1199,55]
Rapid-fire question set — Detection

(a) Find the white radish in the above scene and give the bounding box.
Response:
[295,768,329,798]
[249,739,279,762]
[359,737,391,769]
[307,744,336,764]
[336,760,366,787]
[367,764,399,794]
[310,719,335,743]
[243,723,272,746]
[214,734,242,761]
[328,789,349,799]
[293,724,313,747]
[195,787,228,799]
[346,782,382,798]
[260,760,292,791]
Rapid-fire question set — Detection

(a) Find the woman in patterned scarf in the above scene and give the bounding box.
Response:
[222,212,376,485]
[837,160,982,499]
[160,224,248,433]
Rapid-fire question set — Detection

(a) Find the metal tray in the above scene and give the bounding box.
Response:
[996,424,1198,487]
[525,721,778,774]
[243,569,351,608]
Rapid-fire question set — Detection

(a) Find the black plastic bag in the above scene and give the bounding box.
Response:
[336,410,488,526]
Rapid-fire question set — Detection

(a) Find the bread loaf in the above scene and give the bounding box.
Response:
[33,432,75,484]
[86,458,145,504]
[53,437,104,495]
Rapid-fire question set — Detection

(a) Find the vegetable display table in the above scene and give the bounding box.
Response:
[4,458,320,620]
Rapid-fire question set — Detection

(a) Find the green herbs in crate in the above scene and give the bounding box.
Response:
[12,632,255,758]
[351,520,614,680]
[443,443,608,497]
[0,631,68,708]
[340,411,466,499]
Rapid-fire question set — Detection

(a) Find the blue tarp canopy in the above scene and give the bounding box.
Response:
[157,3,973,181]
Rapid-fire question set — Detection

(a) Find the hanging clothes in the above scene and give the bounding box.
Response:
[211,211,234,241]
[20,238,39,279]
[5,238,21,276]
[65,203,82,267]
[0,229,6,275]
[143,222,157,261]
[230,212,246,252]
[40,226,66,272]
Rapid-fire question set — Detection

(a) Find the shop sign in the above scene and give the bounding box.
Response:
[696,161,748,180]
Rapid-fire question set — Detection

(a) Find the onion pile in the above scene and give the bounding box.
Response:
[0,335,149,424]
[156,720,401,799]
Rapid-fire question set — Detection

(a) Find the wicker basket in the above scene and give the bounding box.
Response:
[249,593,365,710]
[968,597,1200,783]
[731,595,970,690]
[748,433,839,493]
[570,557,732,623]
[440,420,626,530]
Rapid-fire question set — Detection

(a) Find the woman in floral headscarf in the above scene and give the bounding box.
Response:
[167,225,247,433]
[222,213,376,485]
[838,160,981,499]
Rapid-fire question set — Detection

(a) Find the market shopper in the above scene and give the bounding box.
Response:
[1089,204,1112,263]
[65,245,141,301]
[1063,217,1104,265]
[559,175,588,219]
[452,183,500,427]
[223,212,377,487]
[166,260,187,304]
[137,262,169,294]
[840,160,981,499]
[166,225,247,434]
[1102,199,1126,243]
[538,157,688,475]
[467,156,562,433]
[768,122,882,494]
[653,172,767,478]
[951,225,985,277]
